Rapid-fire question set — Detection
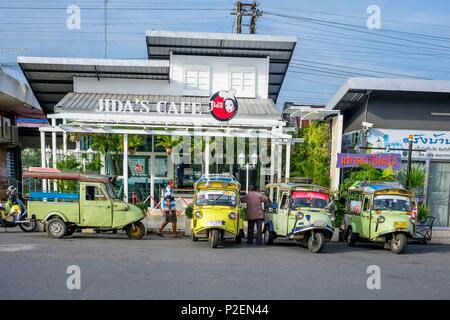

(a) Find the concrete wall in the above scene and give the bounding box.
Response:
[343,91,450,133]
[74,55,269,99]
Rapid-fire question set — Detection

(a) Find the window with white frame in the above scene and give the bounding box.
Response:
[229,67,255,97]
[183,65,210,95]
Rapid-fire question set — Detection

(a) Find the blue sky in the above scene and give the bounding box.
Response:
[1,0,450,109]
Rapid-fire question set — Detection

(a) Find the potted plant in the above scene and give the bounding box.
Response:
[418,203,429,223]
[155,135,181,155]
[127,135,145,155]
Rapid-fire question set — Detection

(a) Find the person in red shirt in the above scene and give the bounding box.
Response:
[241,185,269,245]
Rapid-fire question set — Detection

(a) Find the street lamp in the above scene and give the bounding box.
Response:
[238,151,258,193]
[87,147,94,162]
[45,145,52,168]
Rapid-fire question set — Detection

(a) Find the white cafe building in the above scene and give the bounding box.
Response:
[17,30,297,204]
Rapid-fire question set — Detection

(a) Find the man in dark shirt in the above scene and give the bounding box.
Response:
[241,185,269,245]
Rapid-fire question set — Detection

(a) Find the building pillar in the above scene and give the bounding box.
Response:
[150,135,155,208]
[277,139,282,183]
[123,133,128,203]
[40,130,47,193]
[269,128,275,201]
[62,119,67,155]
[51,119,57,191]
[204,136,210,179]
[285,140,291,182]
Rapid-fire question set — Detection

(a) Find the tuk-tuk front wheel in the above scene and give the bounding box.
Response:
[307,231,325,253]
[390,233,407,254]
[125,221,145,240]
[47,218,67,239]
[235,229,244,243]
[346,227,358,247]
[210,229,219,248]
[263,227,275,245]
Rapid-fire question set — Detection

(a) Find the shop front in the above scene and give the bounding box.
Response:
[17,30,297,208]
[327,77,450,228]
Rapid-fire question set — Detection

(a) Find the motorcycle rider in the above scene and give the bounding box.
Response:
[5,186,25,222]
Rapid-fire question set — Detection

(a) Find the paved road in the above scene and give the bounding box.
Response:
[1,229,449,300]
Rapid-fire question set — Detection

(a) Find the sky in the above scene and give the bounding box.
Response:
[1,0,450,109]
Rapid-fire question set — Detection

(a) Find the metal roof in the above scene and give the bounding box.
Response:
[146,30,297,103]
[17,56,170,114]
[0,67,43,116]
[327,77,450,111]
[54,92,280,119]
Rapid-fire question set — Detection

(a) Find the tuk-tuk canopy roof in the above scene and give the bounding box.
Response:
[349,181,412,196]
[23,167,111,183]
[194,175,240,190]
[265,182,329,193]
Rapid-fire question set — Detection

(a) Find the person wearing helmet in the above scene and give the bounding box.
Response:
[5,186,24,222]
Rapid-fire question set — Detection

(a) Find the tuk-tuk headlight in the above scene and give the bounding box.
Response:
[228,212,237,220]
[377,215,385,223]
[296,212,304,220]
[195,211,203,219]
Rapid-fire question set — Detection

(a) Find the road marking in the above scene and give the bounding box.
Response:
[0,244,37,252]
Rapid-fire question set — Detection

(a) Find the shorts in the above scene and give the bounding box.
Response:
[164,210,177,223]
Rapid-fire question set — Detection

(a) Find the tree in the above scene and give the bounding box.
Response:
[290,121,330,187]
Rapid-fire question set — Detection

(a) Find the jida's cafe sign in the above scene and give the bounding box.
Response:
[95,90,238,122]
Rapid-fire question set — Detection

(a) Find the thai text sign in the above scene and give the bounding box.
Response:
[337,153,402,170]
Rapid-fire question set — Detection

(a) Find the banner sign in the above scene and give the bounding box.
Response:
[95,90,238,122]
[337,153,402,170]
[343,129,450,160]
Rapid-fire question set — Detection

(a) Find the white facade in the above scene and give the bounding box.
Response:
[73,54,269,99]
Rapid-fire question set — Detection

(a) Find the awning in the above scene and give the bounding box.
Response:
[54,92,282,124]
[326,77,450,111]
[17,57,170,113]
[0,67,42,117]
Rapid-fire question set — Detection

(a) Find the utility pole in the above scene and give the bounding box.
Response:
[231,1,262,34]
[104,0,108,59]
[405,134,414,190]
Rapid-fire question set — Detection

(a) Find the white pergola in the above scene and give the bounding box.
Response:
[40,111,293,203]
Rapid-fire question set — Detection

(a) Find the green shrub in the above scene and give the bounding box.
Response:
[418,203,429,222]
[184,204,193,219]
[240,207,248,221]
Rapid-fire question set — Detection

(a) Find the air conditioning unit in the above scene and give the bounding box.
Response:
[11,126,19,145]
[0,117,13,144]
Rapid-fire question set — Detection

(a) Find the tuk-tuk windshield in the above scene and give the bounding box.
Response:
[290,191,330,209]
[373,195,412,212]
[195,190,237,206]
[105,182,119,199]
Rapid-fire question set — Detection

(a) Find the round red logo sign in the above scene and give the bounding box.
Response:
[209,90,238,122]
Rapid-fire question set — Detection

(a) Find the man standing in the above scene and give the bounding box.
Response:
[241,185,269,245]
[156,179,178,237]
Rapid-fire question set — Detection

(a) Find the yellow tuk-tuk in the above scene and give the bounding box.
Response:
[191,175,244,248]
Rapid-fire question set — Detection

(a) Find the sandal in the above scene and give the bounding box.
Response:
[156,231,164,237]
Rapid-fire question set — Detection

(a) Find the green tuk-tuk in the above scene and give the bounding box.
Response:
[343,181,415,254]
[23,168,146,239]
[264,183,334,253]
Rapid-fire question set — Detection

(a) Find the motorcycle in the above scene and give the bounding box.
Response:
[0,188,37,232]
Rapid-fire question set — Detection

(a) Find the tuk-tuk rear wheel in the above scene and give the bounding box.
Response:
[125,221,145,240]
[47,218,67,239]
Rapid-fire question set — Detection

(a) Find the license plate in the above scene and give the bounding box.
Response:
[395,221,408,229]
[207,220,224,227]
[314,220,326,227]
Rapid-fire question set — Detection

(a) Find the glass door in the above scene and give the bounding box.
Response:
[428,162,450,227]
